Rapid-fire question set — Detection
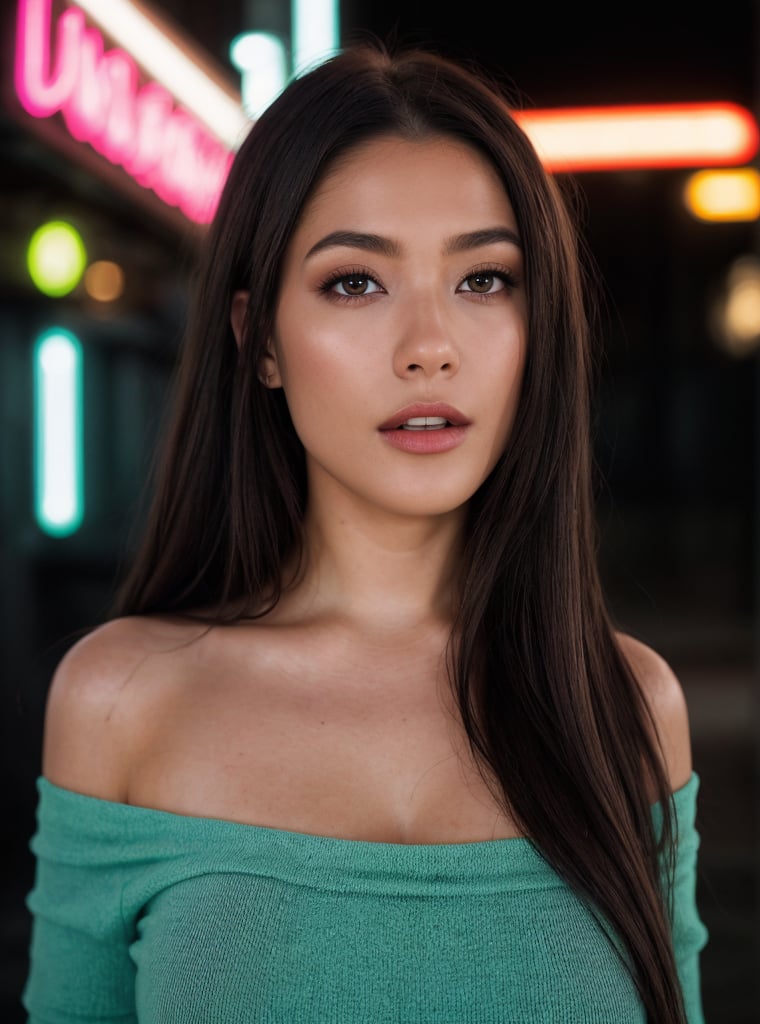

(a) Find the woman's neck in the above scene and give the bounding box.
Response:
[282,489,466,635]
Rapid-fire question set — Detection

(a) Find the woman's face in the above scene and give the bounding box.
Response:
[259,135,527,520]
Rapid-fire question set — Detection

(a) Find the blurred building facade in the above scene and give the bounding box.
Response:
[0,0,243,1010]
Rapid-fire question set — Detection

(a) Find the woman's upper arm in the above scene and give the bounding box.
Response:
[615,631,694,793]
[41,618,149,801]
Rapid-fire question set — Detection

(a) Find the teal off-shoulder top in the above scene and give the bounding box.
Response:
[23,773,708,1023]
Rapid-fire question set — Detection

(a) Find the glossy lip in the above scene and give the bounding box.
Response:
[378,402,471,455]
[381,424,469,454]
[378,402,471,431]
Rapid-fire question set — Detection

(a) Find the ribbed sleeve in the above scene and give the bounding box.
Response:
[24,794,139,1023]
[23,774,707,1023]
[653,779,710,1023]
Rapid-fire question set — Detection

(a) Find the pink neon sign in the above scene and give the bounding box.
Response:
[14,0,234,224]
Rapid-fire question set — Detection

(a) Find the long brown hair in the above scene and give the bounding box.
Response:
[111,43,684,1021]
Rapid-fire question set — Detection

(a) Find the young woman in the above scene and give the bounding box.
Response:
[23,42,707,1023]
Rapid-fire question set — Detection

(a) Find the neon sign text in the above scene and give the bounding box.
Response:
[14,0,235,223]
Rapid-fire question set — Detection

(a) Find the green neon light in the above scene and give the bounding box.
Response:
[33,328,84,537]
[291,0,340,76]
[27,221,87,297]
[229,32,287,117]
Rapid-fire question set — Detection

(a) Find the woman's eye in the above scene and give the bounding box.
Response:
[332,274,381,296]
[459,272,506,295]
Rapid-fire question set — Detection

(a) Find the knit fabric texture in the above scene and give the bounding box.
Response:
[23,773,708,1023]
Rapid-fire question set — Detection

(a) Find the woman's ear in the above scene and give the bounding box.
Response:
[230,290,282,387]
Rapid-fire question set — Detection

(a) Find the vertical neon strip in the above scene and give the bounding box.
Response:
[291,0,339,76]
[34,329,84,537]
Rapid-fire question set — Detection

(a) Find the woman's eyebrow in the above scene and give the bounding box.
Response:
[304,225,522,261]
[444,227,522,253]
[305,231,400,259]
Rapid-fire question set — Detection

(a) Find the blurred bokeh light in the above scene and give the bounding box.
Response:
[83,260,126,304]
[711,254,760,357]
[26,221,87,298]
[685,167,760,222]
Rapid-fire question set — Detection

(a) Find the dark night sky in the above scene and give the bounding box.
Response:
[144,1,760,112]
[338,1,758,109]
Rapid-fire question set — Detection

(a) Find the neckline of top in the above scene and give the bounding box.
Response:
[36,772,699,852]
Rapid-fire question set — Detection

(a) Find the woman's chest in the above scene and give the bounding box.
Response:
[126,638,520,843]
[132,871,644,1024]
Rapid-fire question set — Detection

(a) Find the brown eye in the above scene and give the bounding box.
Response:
[341,275,370,295]
[466,272,497,293]
[325,273,382,297]
[458,270,511,296]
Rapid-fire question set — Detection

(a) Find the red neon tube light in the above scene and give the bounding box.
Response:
[515,103,759,173]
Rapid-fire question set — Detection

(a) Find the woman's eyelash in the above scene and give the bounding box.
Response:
[460,265,521,290]
[317,267,380,296]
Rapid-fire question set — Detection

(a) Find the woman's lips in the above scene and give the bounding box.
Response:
[380,424,469,454]
[378,402,470,431]
[378,402,471,453]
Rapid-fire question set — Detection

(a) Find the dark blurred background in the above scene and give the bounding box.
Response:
[1,0,758,1020]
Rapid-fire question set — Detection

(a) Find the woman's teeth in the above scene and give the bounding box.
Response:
[400,416,449,431]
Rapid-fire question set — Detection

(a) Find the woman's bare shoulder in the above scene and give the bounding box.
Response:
[614,630,693,792]
[42,614,210,802]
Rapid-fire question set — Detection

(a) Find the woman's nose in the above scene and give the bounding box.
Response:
[392,303,460,379]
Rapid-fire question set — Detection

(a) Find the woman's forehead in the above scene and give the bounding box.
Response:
[287,135,518,256]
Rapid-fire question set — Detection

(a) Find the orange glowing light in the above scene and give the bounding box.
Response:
[684,168,760,221]
[514,103,759,173]
[84,260,125,302]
